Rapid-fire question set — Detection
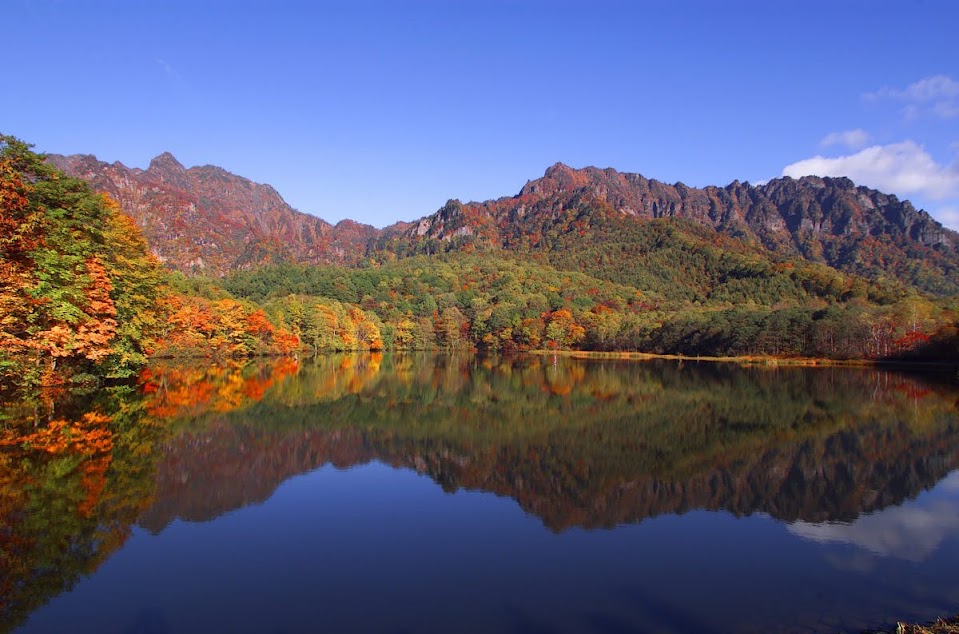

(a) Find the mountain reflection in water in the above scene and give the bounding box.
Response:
[2,353,958,633]
[140,354,959,531]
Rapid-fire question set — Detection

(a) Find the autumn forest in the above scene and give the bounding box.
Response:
[1,135,957,393]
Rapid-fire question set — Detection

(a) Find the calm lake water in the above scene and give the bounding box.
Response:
[3,354,959,634]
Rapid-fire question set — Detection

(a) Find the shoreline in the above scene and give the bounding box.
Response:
[530,349,959,373]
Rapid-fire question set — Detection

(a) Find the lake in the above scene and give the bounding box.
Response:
[2,354,958,633]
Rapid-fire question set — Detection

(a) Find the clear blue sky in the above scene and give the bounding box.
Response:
[3,0,958,228]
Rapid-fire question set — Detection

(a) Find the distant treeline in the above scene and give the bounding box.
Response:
[223,257,958,361]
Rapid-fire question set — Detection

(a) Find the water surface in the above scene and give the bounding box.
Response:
[3,354,958,633]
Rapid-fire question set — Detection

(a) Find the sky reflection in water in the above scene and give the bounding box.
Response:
[789,473,959,562]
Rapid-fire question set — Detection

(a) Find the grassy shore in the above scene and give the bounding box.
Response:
[531,349,959,372]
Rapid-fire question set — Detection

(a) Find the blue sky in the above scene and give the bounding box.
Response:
[3,0,958,229]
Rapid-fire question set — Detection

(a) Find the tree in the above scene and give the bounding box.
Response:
[545,309,585,349]
[0,136,161,386]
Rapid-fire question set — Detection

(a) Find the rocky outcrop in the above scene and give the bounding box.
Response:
[49,152,381,275]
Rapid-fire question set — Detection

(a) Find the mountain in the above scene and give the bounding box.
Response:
[52,152,959,296]
[48,152,381,275]
[387,163,959,296]
[139,411,959,533]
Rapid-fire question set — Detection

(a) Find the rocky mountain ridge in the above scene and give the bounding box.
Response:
[48,152,380,274]
[403,162,959,294]
[51,152,959,294]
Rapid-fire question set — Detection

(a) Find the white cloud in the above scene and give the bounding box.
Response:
[864,75,959,119]
[865,75,959,102]
[820,129,871,150]
[782,140,959,200]
[788,501,959,562]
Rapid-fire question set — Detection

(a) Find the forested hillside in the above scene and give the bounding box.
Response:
[223,254,958,360]
[381,200,906,305]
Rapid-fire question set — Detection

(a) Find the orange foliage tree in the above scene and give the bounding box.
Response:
[0,136,168,388]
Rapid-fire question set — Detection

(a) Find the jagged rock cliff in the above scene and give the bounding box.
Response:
[402,163,959,294]
[49,152,380,275]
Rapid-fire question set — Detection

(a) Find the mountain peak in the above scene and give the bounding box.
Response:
[544,162,575,177]
[521,162,594,197]
[148,152,185,174]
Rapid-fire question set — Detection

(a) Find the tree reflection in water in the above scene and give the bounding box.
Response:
[1,353,957,631]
